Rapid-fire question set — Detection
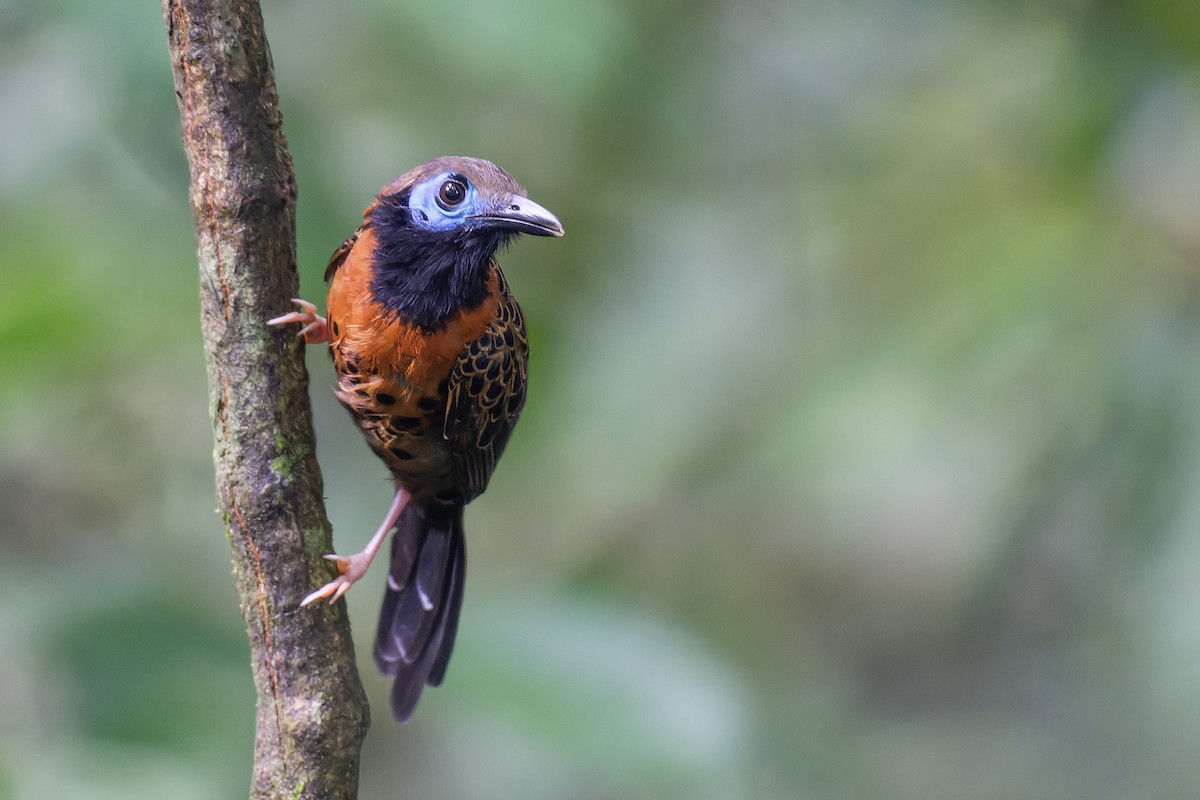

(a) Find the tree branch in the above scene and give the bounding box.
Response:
[163,1,369,797]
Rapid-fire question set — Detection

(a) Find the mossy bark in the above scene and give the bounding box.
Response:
[163,2,369,797]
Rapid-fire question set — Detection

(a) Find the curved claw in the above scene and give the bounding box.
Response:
[268,298,329,344]
[300,580,343,607]
[300,552,373,606]
[300,491,408,608]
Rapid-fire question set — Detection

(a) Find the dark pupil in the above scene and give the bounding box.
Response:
[438,179,466,207]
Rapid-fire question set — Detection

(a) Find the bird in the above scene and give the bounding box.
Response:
[268,156,563,721]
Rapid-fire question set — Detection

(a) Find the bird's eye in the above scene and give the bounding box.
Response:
[436,177,468,210]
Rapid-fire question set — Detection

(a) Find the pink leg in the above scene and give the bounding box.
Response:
[302,487,411,606]
[268,298,329,344]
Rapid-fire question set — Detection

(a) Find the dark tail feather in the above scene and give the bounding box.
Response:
[427,534,465,687]
[373,503,466,722]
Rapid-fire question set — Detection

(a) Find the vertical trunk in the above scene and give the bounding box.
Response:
[163,1,369,797]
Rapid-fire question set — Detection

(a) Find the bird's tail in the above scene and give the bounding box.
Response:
[373,502,466,722]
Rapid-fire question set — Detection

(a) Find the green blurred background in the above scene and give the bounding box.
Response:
[4,0,1200,797]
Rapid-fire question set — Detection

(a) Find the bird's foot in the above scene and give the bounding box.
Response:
[269,298,329,344]
[301,552,374,606]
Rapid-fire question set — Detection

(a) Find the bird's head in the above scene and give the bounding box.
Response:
[381,156,563,241]
[367,156,562,330]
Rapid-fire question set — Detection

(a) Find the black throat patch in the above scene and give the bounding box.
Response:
[368,195,513,333]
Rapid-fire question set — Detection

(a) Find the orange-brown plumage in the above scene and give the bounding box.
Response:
[325,222,520,497]
[327,223,499,385]
[268,156,561,721]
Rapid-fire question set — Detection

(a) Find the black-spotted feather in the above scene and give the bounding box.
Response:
[442,267,529,502]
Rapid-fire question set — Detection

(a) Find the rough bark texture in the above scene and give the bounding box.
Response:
[163,2,370,798]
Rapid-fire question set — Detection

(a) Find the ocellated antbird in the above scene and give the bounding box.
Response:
[269,156,563,721]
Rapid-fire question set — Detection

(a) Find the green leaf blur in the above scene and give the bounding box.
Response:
[3,0,1200,798]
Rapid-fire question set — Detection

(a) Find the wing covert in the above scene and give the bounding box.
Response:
[442,268,529,502]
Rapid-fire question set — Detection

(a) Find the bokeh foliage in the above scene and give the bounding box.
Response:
[3,0,1200,798]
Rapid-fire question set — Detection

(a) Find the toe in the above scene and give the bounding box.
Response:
[330,581,352,603]
[324,554,352,575]
[301,584,333,607]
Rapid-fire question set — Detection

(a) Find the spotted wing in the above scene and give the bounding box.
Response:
[442,268,529,502]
